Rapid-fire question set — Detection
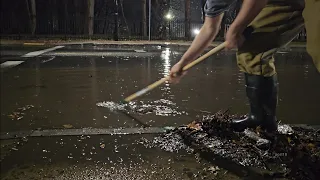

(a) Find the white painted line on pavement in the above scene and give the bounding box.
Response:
[1,61,25,69]
[134,50,147,53]
[41,56,56,63]
[22,45,65,57]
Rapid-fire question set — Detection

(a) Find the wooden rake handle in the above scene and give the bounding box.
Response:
[123,42,227,103]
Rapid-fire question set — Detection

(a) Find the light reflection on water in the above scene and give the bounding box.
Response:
[161,48,171,76]
[160,47,172,98]
[0,46,319,133]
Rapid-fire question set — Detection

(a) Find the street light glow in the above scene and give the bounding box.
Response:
[165,13,173,20]
[193,28,200,35]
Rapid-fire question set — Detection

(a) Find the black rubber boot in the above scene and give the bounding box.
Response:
[231,73,279,133]
[231,73,264,132]
[260,74,279,133]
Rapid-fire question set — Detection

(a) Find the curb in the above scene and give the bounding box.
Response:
[1,39,306,48]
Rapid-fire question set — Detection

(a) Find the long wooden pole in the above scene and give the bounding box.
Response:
[123,42,227,103]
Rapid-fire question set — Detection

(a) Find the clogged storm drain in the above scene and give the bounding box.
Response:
[142,111,320,180]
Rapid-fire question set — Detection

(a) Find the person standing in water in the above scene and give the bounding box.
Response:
[169,0,320,133]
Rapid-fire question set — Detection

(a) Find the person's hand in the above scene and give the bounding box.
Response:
[225,26,245,50]
[169,61,187,84]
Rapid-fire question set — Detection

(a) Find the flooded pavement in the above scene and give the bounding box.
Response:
[0,44,53,62]
[1,114,318,180]
[0,134,239,180]
[0,43,319,179]
[1,44,319,132]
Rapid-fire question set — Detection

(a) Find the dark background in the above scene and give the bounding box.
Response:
[0,0,306,41]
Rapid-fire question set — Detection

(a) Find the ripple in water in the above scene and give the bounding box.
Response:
[96,99,188,116]
[96,101,127,111]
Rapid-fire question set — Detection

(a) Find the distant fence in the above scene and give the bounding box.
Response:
[0,19,307,42]
[0,18,211,40]
[0,0,307,42]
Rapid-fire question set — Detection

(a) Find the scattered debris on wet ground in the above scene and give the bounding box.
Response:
[1,134,232,180]
[96,99,188,116]
[1,163,196,180]
[1,42,319,180]
[7,105,34,121]
[1,103,319,179]
[100,143,105,149]
[1,112,319,180]
[0,137,29,162]
[96,101,126,112]
[62,124,73,129]
[147,110,320,180]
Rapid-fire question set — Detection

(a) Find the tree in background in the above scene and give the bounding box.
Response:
[185,0,190,40]
[87,0,95,36]
[26,0,36,35]
[142,0,147,38]
[0,0,249,41]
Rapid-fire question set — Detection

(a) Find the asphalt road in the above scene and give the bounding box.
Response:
[0,42,319,179]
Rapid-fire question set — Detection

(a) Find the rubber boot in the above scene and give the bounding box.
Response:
[231,73,264,132]
[260,74,279,133]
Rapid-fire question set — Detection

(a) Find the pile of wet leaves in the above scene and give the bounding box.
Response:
[153,111,320,180]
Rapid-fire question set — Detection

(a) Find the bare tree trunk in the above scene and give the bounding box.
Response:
[103,1,108,34]
[64,1,69,35]
[120,0,130,35]
[26,0,36,35]
[30,0,36,35]
[113,0,119,40]
[88,0,95,36]
[25,0,31,31]
[185,0,191,40]
[74,0,81,34]
[52,0,58,33]
[142,0,147,37]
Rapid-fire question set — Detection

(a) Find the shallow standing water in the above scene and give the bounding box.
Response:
[1,44,319,132]
[0,44,319,179]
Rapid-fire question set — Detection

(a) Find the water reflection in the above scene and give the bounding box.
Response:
[160,48,172,98]
[160,48,171,76]
[303,63,309,79]
[0,45,318,133]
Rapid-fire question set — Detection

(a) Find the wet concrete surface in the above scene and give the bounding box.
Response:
[1,44,319,132]
[0,43,319,179]
[0,134,240,180]
[0,44,53,59]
